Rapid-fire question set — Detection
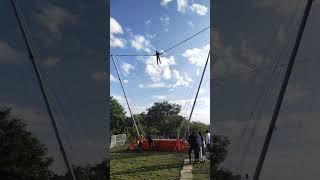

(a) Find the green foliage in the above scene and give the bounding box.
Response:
[110,96,127,135]
[189,121,209,135]
[0,106,53,180]
[211,135,230,166]
[144,101,185,138]
[209,135,242,179]
[110,98,210,139]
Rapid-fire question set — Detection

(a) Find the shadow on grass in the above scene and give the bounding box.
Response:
[111,151,172,160]
[111,147,186,160]
[112,162,183,175]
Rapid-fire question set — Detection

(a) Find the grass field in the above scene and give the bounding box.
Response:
[110,145,187,180]
[192,161,209,179]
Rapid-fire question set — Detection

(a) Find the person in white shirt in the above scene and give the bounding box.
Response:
[205,130,210,153]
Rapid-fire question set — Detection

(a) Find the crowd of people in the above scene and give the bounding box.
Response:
[188,130,210,163]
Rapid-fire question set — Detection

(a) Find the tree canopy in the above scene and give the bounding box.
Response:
[110,98,209,140]
[110,96,127,135]
[0,106,53,180]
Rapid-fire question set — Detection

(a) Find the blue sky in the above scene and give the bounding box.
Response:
[110,0,210,124]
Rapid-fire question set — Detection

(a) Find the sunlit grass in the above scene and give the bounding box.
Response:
[110,145,187,180]
[192,160,209,179]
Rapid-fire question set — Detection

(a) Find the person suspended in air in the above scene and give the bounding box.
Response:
[155,51,161,65]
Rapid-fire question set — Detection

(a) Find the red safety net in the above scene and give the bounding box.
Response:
[130,138,189,152]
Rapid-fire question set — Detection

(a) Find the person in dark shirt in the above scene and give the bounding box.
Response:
[146,132,153,151]
[188,131,197,163]
[155,51,161,65]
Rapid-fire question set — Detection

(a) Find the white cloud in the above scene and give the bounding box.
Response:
[172,69,192,87]
[35,4,77,41]
[145,18,152,25]
[196,69,200,76]
[170,97,210,124]
[144,55,192,88]
[131,105,147,114]
[162,0,208,16]
[130,35,153,53]
[145,56,176,82]
[110,74,117,82]
[161,0,174,6]
[152,95,168,100]
[187,21,195,28]
[110,17,126,48]
[123,80,128,84]
[177,0,188,12]
[43,57,60,67]
[110,17,123,34]
[199,89,207,95]
[138,84,145,88]
[147,82,172,88]
[190,4,208,16]
[146,33,156,39]
[182,44,210,66]
[111,94,147,114]
[0,41,22,64]
[160,15,170,32]
[121,62,135,75]
[111,94,126,105]
[191,107,210,124]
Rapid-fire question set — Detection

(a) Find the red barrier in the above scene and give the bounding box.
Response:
[130,138,189,152]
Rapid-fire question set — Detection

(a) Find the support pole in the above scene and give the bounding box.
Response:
[111,55,140,137]
[9,0,76,179]
[183,51,210,139]
[253,0,314,179]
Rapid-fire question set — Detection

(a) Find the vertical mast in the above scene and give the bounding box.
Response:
[183,50,210,139]
[253,0,314,179]
[9,0,77,179]
[111,55,140,137]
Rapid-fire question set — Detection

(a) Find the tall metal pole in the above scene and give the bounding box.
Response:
[111,55,140,137]
[9,0,77,179]
[183,51,210,139]
[253,0,314,179]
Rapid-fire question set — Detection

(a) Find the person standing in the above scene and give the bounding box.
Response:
[146,132,153,151]
[205,130,211,153]
[197,131,203,162]
[188,131,197,163]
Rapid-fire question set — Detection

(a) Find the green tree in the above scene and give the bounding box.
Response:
[209,135,242,179]
[144,101,185,138]
[0,106,53,179]
[110,96,127,135]
[189,121,209,135]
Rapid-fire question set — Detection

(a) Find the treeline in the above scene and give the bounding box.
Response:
[110,96,209,140]
[0,106,108,179]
